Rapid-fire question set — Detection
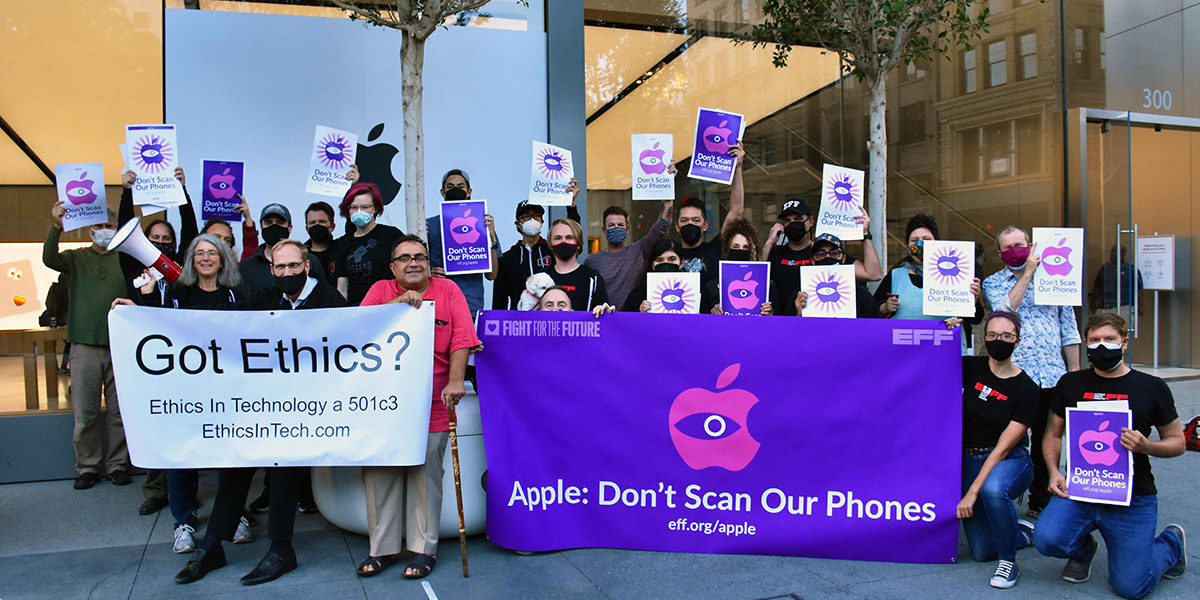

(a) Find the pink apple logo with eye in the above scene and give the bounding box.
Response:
[702,119,734,154]
[65,173,97,206]
[669,363,761,471]
[727,271,760,310]
[1078,419,1120,466]
[449,208,480,245]
[207,168,238,200]
[1042,238,1074,276]
[639,142,667,174]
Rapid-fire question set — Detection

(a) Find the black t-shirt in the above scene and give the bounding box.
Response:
[332,224,404,305]
[961,356,1040,448]
[770,244,861,317]
[678,238,721,287]
[306,242,337,282]
[547,264,608,310]
[1049,369,1179,496]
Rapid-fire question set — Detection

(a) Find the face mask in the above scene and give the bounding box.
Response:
[151,241,175,256]
[520,218,542,237]
[653,262,681,273]
[727,249,752,262]
[1000,245,1030,270]
[1087,342,1125,372]
[605,227,628,245]
[444,187,468,201]
[679,224,703,245]
[274,272,307,296]
[784,220,808,243]
[91,228,115,247]
[350,210,372,228]
[985,339,1016,362]
[551,242,578,261]
[262,224,289,247]
[908,240,925,261]
[307,224,331,244]
[814,257,839,267]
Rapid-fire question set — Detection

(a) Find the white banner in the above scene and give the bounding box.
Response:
[109,304,435,468]
[1033,227,1084,306]
[922,240,976,317]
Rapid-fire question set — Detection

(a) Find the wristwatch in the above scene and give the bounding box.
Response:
[862,231,873,241]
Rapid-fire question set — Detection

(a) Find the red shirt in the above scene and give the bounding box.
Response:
[361,277,480,432]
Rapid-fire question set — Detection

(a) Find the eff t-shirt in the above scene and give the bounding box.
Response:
[961,356,1040,448]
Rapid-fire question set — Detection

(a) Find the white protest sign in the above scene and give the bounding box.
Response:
[126,124,187,207]
[54,163,108,231]
[922,240,976,317]
[108,304,435,468]
[306,125,358,197]
[815,164,865,241]
[631,134,674,200]
[1033,227,1084,306]
[1137,236,1174,291]
[800,264,856,318]
[646,272,701,313]
[529,141,574,205]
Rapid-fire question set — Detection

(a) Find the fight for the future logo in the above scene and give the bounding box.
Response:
[668,363,761,472]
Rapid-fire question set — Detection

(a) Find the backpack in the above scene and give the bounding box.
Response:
[1184,416,1200,452]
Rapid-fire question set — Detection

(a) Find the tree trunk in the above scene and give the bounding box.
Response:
[400,32,426,236]
[867,75,887,269]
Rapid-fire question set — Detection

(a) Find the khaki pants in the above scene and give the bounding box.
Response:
[362,431,449,556]
[70,343,128,475]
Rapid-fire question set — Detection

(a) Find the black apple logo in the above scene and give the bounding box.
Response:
[356,122,402,206]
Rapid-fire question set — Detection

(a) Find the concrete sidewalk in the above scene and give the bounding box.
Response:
[3,380,1199,599]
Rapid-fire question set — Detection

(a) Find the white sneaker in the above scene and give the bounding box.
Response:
[172,524,196,554]
[233,515,253,543]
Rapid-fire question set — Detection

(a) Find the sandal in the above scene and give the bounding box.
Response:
[356,554,398,577]
[402,553,436,579]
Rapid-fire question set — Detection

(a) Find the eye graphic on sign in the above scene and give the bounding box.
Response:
[826,174,859,209]
[929,248,968,285]
[668,363,761,471]
[317,134,353,169]
[673,412,742,440]
[651,277,696,313]
[536,148,571,179]
[133,135,174,173]
[1078,419,1120,466]
[810,273,850,314]
[1041,238,1074,277]
[448,209,481,245]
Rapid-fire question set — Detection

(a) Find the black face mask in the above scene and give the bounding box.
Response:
[814,258,840,267]
[985,339,1016,362]
[652,262,681,273]
[151,241,175,256]
[1087,343,1125,372]
[679,224,703,245]
[726,249,752,262]
[307,224,331,244]
[262,224,289,247]
[444,187,469,201]
[274,272,307,296]
[551,242,578,261]
[784,220,808,242]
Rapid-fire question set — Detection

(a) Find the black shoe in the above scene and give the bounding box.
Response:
[139,497,168,515]
[74,472,100,490]
[240,550,297,585]
[297,489,319,514]
[174,546,227,584]
[109,470,132,486]
[248,489,270,513]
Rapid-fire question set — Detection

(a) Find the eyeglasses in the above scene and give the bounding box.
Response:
[195,249,221,258]
[813,249,843,260]
[271,262,305,275]
[984,332,1018,342]
[392,254,429,265]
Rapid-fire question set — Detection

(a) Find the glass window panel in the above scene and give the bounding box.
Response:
[963,49,977,93]
[988,40,1008,87]
[1020,32,1037,79]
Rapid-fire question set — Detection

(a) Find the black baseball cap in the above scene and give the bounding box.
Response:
[779,199,811,219]
[515,200,544,220]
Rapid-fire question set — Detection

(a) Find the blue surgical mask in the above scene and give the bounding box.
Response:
[605,227,628,245]
[350,210,372,228]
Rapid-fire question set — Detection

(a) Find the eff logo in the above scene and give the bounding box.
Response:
[1083,393,1128,401]
[974,383,1008,402]
[892,329,956,345]
[668,363,761,472]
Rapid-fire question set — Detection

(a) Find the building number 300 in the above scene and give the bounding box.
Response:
[1142,88,1173,110]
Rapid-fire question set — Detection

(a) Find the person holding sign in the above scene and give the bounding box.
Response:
[546,218,608,311]
[425,169,499,316]
[621,239,685,312]
[357,235,481,580]
[708,219,772,315]
[493,194,583,310]
[957,312,1040,589]
[795,234,881,318]
[982,225,1082,517]
[1035,313,1186,598]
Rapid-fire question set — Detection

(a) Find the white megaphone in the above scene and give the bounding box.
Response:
[107,218,183,284]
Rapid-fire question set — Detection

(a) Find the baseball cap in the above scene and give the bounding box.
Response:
[812,233,844,253]
[441,169,471,188]
[515,200,545,220]
[778,199,811,219]
[260,203,291,223]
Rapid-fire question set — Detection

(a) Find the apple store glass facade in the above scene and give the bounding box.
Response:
[582,0,1200,368]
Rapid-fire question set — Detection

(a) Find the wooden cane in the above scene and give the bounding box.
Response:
[449,405,469,577]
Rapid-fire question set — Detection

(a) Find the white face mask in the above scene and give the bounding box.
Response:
[91,228,115,247]
[521,219,542,237]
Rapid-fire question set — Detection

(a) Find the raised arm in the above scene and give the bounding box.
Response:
[721,145,745,233]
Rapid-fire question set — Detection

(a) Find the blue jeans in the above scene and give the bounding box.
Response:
[961,445,1034,561]
[167,469,200,527]
[1034,495,1183,599]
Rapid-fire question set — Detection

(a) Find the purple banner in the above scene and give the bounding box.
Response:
[687,108,744,185]
[720,261,770,316]
[1066,408,1133,505]
[440,200,491,275]
[476,312,962,563]
[200,160,244,221]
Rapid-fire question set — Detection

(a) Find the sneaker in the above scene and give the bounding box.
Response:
[173,524,196,554]
[1017,518,1036,547]
[990,559,1019,589]
[233,516,253,544]
[248,489,270,513]
[1061,534,1097,583]
[298,489,319,514]
[1164,524,1187,579]
[109,470,132,486]
[73,472,100,490]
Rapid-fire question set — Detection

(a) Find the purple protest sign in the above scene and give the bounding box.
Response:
[1066,408,1133,506]
[476,312,962,563]
[687,108,745,185]
[441,199,491,275]
[720,261,769,316]
[200,160,244,221]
